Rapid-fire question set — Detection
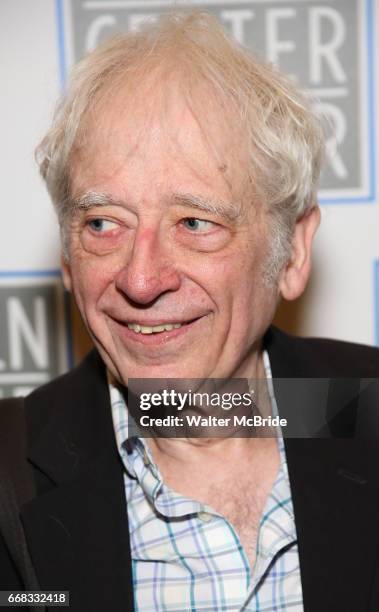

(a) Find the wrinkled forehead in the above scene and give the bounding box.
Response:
[70,69,252,203]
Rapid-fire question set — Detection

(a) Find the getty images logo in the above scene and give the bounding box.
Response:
[59,0,375,202]
[0,273,71,398]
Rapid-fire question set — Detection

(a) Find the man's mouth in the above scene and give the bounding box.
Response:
[127,322,183,334]
[109,315,208,347]
[125,316,205,335]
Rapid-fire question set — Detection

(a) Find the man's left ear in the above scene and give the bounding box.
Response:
[278,206,321,301]
[61,255,73,293]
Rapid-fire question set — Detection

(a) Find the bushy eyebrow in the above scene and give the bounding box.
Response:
[71,191,123,211]
[71,190,242,223]
[172,193,241,222]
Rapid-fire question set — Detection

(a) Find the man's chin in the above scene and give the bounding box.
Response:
[114,362,221,390]
[90,325,218,383]
[113,363,211,386]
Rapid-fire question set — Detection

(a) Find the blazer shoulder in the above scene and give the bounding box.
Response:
[300,338,379,377]
[26,349,105,404]
[23,350,107,440]
[266,326,379,377]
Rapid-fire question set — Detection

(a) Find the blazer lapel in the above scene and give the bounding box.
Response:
[21,351,134,612]
[285,438,379,611]
[266,326,379,611]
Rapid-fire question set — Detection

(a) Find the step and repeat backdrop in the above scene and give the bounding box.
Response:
[0,0,378,397]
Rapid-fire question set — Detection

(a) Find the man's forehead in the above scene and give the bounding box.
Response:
[77,70,245,163]
[70,71,253,212]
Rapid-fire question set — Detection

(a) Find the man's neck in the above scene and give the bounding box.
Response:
[146,347,277,476]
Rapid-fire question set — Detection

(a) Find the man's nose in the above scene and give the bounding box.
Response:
[114,228,181,304]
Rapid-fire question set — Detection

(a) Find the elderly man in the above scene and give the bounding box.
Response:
[1,11,379,612]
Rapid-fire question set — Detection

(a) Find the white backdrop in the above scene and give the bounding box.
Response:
[0,0,378,397]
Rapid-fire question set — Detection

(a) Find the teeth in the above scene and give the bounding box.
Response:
[127,323,141,333]
[127,322,183,334]
[151,325,165,332]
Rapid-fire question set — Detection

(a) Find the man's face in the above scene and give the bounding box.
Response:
[63,80,279,384]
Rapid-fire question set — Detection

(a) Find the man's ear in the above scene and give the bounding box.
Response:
[278,206,320,301]
[61,255,73,293]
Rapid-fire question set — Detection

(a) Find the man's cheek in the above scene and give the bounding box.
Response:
[70,267,103,315]
[72,254,113,288]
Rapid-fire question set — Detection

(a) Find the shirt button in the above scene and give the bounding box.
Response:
[198,512,213,523]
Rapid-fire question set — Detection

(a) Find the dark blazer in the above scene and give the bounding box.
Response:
[1,326,379,611]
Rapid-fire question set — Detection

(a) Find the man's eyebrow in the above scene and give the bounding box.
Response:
[71,191,124,211]
[71,191,242,222]
[172,193,242,222]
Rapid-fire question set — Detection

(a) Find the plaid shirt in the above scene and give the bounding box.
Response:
[110,353,303,611]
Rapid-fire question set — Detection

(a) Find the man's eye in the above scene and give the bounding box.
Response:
[88,218,118,232]
[182,218,214,232]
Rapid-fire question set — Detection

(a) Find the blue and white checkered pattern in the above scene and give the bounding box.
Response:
[110,353,303,611]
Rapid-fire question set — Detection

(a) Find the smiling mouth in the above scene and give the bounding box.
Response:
[126,319,199,335]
